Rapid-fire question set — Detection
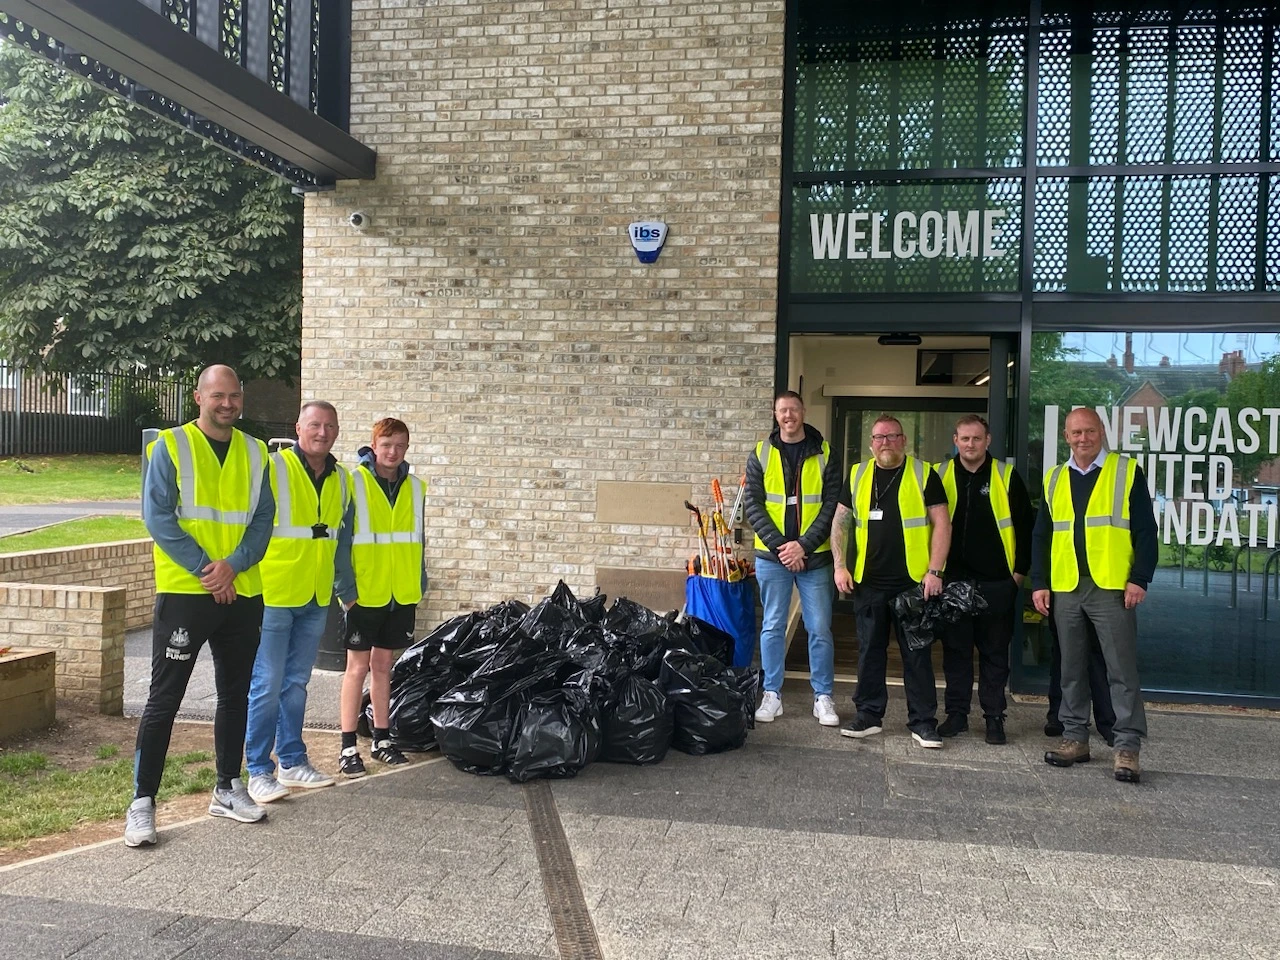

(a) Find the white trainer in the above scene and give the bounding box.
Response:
[247,773,290,804]
[813,695,839,727]
[754,691,783,723]
[277,761,335,789]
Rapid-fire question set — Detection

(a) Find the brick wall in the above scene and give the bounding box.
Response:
[0,582,126,715]
[304,1,786,624]
[0,539,154,629]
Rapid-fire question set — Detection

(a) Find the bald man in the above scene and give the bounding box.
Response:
[1030,407,1157,784]
[126,365,275,847]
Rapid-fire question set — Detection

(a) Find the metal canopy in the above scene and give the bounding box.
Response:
[0,0,374,186]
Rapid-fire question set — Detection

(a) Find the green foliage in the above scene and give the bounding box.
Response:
[94,744,119,760]
[107,377,165,428]
[0,44,302,381]
[1226,355,1280,485]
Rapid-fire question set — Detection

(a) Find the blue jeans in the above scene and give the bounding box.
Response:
[245,600,328,776]
[756,556,836,697]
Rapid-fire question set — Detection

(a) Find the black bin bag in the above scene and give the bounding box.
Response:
[660,650,748,755]
[431,652,569,775]
[507,686,602,782]
[600,671,673,765]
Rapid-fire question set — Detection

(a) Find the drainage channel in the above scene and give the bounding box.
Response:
[523,780,604,960]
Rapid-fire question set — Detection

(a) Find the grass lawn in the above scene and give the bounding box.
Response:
[0,516,149,554]
[0,749,215,846]
[0,454,141,505]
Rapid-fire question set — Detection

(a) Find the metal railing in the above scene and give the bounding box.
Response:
[0,362,194,456]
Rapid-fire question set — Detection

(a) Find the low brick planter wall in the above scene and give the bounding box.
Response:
[0,583,125,715]
[0,648,56,738]
[0,538,153,629]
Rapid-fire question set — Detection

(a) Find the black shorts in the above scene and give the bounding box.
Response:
[343,602,417,651]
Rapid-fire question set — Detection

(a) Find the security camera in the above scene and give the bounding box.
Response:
[348,211,368,229]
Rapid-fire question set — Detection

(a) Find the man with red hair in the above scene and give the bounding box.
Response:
[335,418,427,777]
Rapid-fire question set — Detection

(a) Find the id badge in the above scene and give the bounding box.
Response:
[868,509,884,521]
[786,496,798,506]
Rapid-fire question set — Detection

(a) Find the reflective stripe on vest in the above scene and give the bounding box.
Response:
[350,466,426,607]
[1044,452,1137,592]
[152,423,267,596]
[849,456,931,583]
[260,451,351,607]
[936,457,1017,574]
[168,426,264,526]
[752,436,831,553]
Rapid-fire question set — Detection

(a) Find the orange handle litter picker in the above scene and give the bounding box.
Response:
[710,479,736,580]
[684,500,714,578]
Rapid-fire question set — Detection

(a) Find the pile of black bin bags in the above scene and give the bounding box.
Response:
[371,582,761,782]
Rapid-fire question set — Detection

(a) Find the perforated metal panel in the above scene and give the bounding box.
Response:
[787,2,1280,300]
[1034,174,1280,293]
[792,4,1028,173]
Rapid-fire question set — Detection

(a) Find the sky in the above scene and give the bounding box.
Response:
[1064,331,1280,369]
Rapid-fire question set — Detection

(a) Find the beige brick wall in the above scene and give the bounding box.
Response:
[0,582,126,715]
[304,1,785,624]
[0,539,154,629]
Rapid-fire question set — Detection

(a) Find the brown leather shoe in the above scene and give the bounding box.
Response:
[1114,749,1141,783]
[1044,738,1091,767]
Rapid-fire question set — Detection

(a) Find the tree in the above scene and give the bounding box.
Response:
[0,43,301,380]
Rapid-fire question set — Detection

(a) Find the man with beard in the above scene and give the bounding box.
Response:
[831,416,951,748]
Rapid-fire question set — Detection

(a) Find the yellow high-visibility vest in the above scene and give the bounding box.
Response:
[350,465,426,607]
[260,450,350,607]
[936,458,1017,575]
[752,437,831,553]
[150,423,267,596]
[1044,452,1137,591]
[848,456,932,583]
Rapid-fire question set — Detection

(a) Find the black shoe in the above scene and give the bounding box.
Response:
[910,726,943,749]
[371,739,408,765]
[338,747,366,779]
[937,713,968,738]
[985,717,1007,745]
[839,716,883,739]
[1044,719,1064,737]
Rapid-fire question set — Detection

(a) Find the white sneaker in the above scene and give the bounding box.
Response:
[277,761,335,789]
[123,796,157,847]
[813,695,839,727]
[247,773,290,804]
[754,691,783,723]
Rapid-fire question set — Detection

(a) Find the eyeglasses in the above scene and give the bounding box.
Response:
[870,433,904,443]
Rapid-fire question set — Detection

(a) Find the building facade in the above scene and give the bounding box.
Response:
[307,0,1280,706]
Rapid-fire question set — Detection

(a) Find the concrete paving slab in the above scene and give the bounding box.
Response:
[5,674,1280,960]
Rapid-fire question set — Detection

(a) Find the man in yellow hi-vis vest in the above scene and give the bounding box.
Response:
[831,415,951,748]
[125,365,275,848]
[243,401,352,805]
[743,390,843,727]
[934,415,1034,747]
[336,417,427,778]
[1031,407,1157,784]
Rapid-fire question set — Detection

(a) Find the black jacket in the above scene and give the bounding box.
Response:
[745,423,843,568]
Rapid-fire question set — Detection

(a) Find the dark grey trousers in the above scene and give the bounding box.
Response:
[1052,576,1147,753]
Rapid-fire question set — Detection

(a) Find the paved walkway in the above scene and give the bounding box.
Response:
[4,675,1279,960]
[0,499,142,538]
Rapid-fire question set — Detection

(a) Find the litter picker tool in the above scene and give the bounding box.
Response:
[684,500,714,578]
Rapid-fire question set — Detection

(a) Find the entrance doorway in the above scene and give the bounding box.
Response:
[783,333,1015,682]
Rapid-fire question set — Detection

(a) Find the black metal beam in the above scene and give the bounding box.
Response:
[0,0,375,182]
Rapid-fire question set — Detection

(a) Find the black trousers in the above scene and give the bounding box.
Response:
[1046,611,1116,737]
[134,592,264,799]
[940,577,1017,720]
[852,586,937,731]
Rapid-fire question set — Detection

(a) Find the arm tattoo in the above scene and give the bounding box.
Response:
[831,503,852,569]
